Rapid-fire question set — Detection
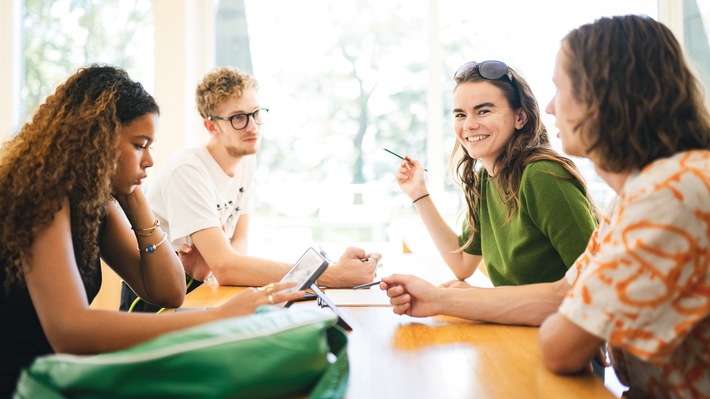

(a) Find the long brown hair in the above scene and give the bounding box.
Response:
[563,15,710,172]
[0,65,158,289]
[451,63,596,250]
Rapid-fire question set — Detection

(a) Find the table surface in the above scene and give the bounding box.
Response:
[176,254,616,399]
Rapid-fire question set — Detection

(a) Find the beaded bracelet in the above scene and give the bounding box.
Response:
[132,219,160,237]
[137,232,168,253]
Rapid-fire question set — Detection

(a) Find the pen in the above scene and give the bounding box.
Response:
[353,280,382,290]
[383,148,428,172]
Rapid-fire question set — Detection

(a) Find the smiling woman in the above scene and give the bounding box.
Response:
[394,60,599,290]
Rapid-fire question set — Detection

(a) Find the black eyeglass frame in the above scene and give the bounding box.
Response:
[454,60,514,84]
[208,107,270,130]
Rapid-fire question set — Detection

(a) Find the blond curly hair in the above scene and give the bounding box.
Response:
[195,67,258,119]
[0,65,158,289]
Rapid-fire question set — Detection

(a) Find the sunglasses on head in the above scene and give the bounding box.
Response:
[454,60,514,83]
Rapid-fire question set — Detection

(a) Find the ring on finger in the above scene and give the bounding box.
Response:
[267,294,274,305]
[259,283,275,294]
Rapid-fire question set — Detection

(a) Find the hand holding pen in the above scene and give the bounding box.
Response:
[386,149,429,203]
[353,280,382,290]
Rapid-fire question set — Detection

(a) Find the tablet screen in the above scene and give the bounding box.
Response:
[279,247,329,294]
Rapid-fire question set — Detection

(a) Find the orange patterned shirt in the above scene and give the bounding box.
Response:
[560,150,710,399]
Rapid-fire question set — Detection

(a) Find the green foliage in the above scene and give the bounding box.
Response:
[21,0,152,125]
[256,0,431,187]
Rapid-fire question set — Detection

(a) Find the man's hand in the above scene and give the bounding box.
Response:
[216,281,305,317]
[317,247,380,287]
[381,274,442,317]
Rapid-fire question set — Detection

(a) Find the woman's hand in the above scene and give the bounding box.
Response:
[396,156,428,201]
[113,188,154,229]
[217,282,305,317]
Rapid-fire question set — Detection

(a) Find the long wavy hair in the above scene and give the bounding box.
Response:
[451,64,596,250]
[0,65,159,289]
[563,15,710,172]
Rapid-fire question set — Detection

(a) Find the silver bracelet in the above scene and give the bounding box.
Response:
[137,232,168,253]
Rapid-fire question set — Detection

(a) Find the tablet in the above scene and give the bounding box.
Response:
[280,247,330,305]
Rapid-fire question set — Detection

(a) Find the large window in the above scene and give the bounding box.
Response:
[14,1,705,261]
[227,0,658,257]
[20,0,153,125]
[685,0,710,106]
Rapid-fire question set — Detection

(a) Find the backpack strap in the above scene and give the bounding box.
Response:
[308,325,349,399]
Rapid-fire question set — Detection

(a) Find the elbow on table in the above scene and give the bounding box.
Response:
[452,270,473,281]
[156,292,185,309]
[538,334,587,375]
[142,291,185,309]
[209,262,234,285]
[448,258,479,281]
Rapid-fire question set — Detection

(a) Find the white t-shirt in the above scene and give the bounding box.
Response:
[147,147,257,250]
[560,150,710,399]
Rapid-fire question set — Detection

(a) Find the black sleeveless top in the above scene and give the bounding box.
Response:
[0,237,102,398]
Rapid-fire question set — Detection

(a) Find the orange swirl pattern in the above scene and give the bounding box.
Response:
[560,150,710,399]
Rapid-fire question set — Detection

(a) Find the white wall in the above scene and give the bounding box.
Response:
[152,0,215,174]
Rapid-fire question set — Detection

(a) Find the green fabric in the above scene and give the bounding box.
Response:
[309,326,349,399]
[459,160,597,286]
[14,307,348,399]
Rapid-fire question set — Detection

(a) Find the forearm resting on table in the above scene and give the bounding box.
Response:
[209,254,291,286]
[46,307,223,354]
[189,227,291,286]
[440,279,570,326]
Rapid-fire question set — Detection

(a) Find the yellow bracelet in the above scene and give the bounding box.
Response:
[133,219,160,237]
[137,232,168,253]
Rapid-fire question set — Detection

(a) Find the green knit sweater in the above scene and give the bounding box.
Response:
[459,160,597,286]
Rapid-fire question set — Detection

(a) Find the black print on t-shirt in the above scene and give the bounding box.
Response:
[215,187,245,228]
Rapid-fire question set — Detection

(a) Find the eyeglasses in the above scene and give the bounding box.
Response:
[208,108,269,130]
[454,60,513,83]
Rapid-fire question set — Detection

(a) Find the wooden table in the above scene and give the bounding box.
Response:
[177,254,615,399]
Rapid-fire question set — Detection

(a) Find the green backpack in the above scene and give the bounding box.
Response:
[14,307,348,399]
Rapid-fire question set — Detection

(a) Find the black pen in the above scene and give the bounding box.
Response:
[353,280,382,290]
[383,148,428,172]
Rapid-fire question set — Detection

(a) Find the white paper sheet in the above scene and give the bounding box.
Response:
[324,288,392,307]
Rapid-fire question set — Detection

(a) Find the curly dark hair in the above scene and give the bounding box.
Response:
[563,15,710,172]
[195,67,258,119]
[451,64,596,249]
[0,65,159,289]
